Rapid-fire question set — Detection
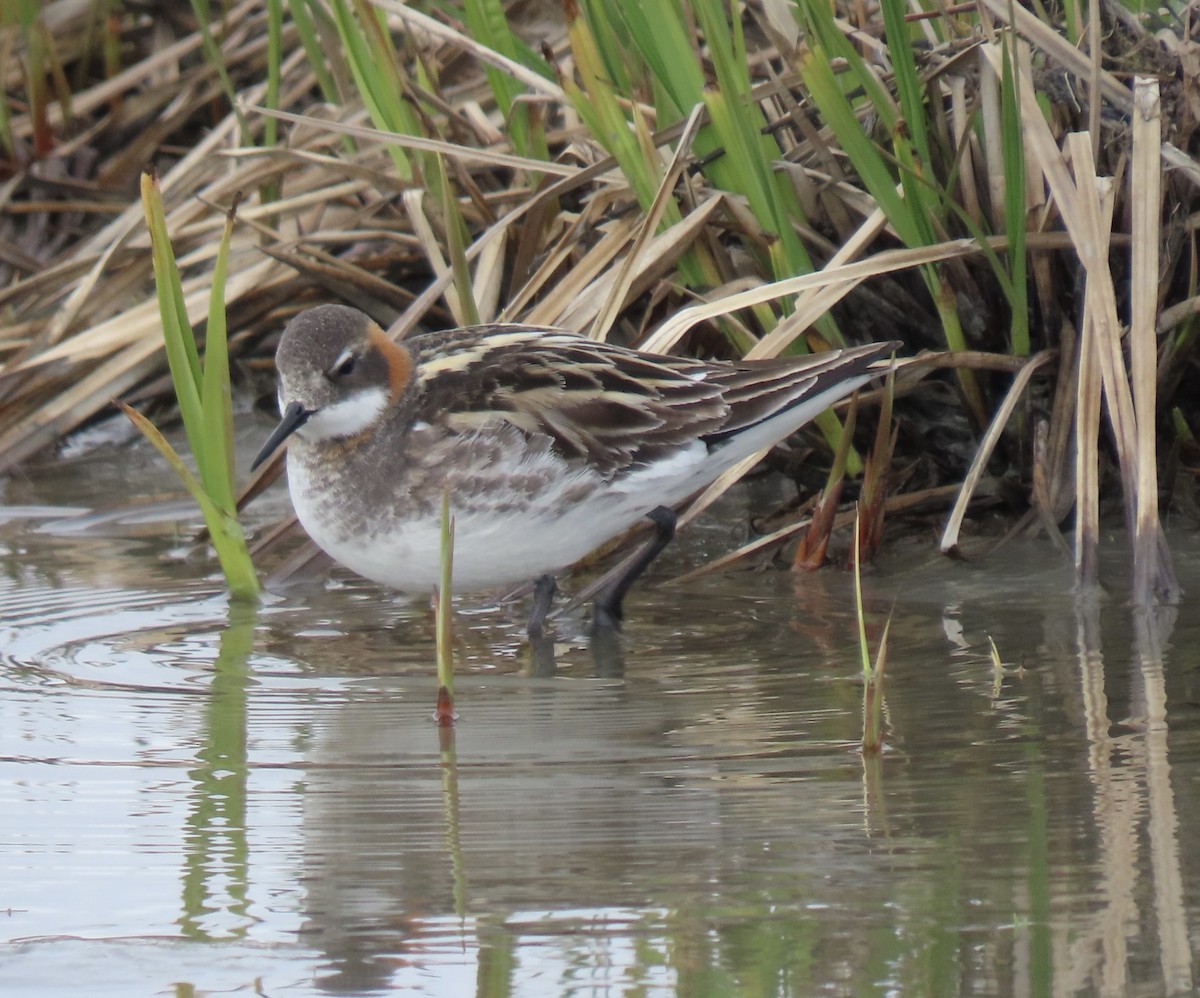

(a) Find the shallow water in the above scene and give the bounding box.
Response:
[2,426,1200,996]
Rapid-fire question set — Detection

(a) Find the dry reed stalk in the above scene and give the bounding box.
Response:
[1,32,327,471]
[589,104,706,342]
[980,0,1200,190]
[985,30,1179,601]
[1067,131,1178,603]
[1131,608,1194,993]
[1075,312,1103,591]
[744,200,890,359]
[668,483,974,586]
[940,350,1057,554]
[1129,79,1176,604]
[404,187,470,326]
[642,236,994,355]
[558,199,723,333]
[1039,318,1079,522]
[793,397,856,571]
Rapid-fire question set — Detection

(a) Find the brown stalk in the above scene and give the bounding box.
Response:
[1075,309,1102,592]
[1068,132,1178,603]
[589,103,706,342]
[791,479,844,572]
[793,398,856,571]
[940,350,1056,555]
[1030,417,1072,557]
[670,483,978,586]
[1129,79,1179,603]
[856,363,897,560]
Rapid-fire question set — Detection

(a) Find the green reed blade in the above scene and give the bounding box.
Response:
[264,0,282,150]
[462,0,548,163]
[880,0,945,241]
[440,158,480,327]
[189,0,250,142]
[693,0,750,105]
[578,0,636,94]
[853,508,888,753]
[462,0,520,111]
[701,85,819,288]
[199,196,240,513]
[596,0,842,345]
[328,0,417,180]
[1000,34,1030,356]
[120,404,259,599]
[853,511,871,680]
[605,0,696,121]
[562,0,662,211]
[880,0,933,179]
[141,171,204,459]
[799,0,897,129]
[139,171,258,598]
[863,613,890,753]
[287,0,340,102]
[800,49,919,245]
[437,489,455,697]
[801,46,982,418]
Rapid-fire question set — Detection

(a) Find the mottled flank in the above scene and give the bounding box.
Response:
[256,304,898,591]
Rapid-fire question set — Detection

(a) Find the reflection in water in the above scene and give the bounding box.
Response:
[179,600,258,940]
[1133,607,1192,995]
[439,725,467,924]
[2,496,1200,995]
[1060,600,1196,997]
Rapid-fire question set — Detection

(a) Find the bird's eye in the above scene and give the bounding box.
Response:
[331,353,356,378]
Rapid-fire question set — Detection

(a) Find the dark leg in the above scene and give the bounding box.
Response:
[589,623,626,678]
[529,629,559,678]
[527,573,557,638]
[592,506,677,632]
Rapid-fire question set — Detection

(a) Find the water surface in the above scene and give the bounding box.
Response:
[2,428,1198,996]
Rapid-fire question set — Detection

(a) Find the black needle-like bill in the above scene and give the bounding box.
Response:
[251,401,312,472]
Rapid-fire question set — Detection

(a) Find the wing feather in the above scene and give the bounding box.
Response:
[411,326,727,476]
[408,325,895,477]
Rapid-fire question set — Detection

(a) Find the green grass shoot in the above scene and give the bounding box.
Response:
[854,508,890,754]
[129,170,259,600]
[327,0,422,181]
[188,0,251,143]
[989,635,1005,699]
[435,488,456,724]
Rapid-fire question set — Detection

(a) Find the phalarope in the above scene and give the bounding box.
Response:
[253,304,896,631]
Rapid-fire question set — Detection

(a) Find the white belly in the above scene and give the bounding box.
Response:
[283,410,831,593]
[303,500,634,591]
[286,449,656,591]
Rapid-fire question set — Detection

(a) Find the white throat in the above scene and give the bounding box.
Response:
[294,386,388,441]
